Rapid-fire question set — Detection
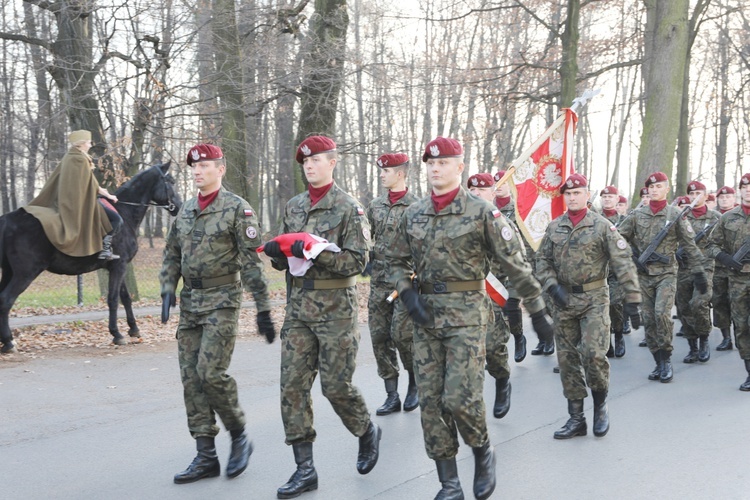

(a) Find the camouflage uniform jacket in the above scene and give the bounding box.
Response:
[536,210,641,303]
[601,210,624,279]
[272,182,370,322]
[706,206,750,275]
[617,204,705,276]
[680,209,721,272]
[159,188,271,314]
[386,186,545,329]
[367,190,419,284]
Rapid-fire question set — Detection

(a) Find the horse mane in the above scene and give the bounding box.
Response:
[115,164,169,196]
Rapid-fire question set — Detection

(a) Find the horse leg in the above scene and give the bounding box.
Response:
[0,267,44,354]
[107,265,127,345]
[119,282,140,338]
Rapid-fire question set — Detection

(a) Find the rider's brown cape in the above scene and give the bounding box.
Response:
[23,147,112,257]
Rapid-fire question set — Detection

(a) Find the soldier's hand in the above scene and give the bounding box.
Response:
[716,252,743,272]
[161,292,176,323]
[547,284,570,308]
[256,310,276,344]
[530,310,554,341]
[693,271,709,294]
[624,302,642,329]
[291,240,306,259]
[263,240,285,258]
[400,289,431,325]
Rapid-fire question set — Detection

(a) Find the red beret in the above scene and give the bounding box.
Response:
[640,187,649,198]
[467,173,494,189]
[560,173,588,194]
[422,136,463,162]
[296,135,336,164]
[741,173,750,186]
[718,186,735,195]
[687,180,706,193]
[707,193,716,202]
[618,195,627,204]
[600,185,618,196]
[187,144,223,165]
[645,171,669,187]
[493,170,507,182]
[376,153,409,168]
[675,196,690,206]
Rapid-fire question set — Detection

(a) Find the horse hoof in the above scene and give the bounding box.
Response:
[130,337,143,344]
[112,337,128,346]
[128,329,141,338]
[1,343,18,354]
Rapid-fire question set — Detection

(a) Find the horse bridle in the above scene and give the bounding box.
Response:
[116,166,177,212]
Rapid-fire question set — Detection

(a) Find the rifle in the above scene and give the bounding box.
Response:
[676,217,720,268]
[732,235,750,266]
[635,193,702,273]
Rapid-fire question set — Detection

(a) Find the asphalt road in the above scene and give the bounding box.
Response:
[2,319,750,500]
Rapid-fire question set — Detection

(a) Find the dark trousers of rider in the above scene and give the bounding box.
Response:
[99,200,123,235]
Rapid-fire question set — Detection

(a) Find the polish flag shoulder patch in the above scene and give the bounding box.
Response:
[357,207,365,216]
[492,209,501,218]
[244,209,255,217]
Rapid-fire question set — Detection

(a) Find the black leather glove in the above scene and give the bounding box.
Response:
[547,284,570,308]
[675,247,687,269]
[256,310,276,344]
[400,288,431,325]
[263,240,285,259]
[693,272,709,294]
[530,310,554,341]
[362,253,373,277]
[623,302,642,330]
[291,240,306,259]
[716,251,743,272]
[161,292,176,323]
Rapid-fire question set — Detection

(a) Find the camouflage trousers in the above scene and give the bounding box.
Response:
[608,276,624,333]
[550,288,611,400]
[729,275,750,360]
[639,273,677,354]
[413,325,488,460]
[280,316,371,445]
[676,269,714,340]
[712,267,732,329]
[486,303,511,380]
[177,307,244,438]
[368,281,415,380]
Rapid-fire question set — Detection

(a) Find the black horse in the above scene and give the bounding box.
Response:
[0,162,182,353]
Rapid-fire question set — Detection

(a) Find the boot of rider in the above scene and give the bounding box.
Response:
[591,390,610,437]
[434,458,464,500]
[492,377,511,419]
[472,442,496,500]
[659,349,674,383]
[174,436,220,484]
[226,427,253,478]
[97,234,120,260]
[683,338,699,364]
[740,359,750,392]
[376,378,401,416]
[698,335,711,363]
[277,442,318,499]
[553,399,587,439]
[717,328,733,351]
[403,370,419,412]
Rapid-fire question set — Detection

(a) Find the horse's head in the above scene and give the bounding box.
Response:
[153,162,183,216]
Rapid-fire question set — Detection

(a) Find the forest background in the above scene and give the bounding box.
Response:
[1,0,749,236]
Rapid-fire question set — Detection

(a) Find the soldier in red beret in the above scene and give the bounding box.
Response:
[263,135,380,498]
[364,153,420,417]
[713,186,739,350]
[616,195,629,216]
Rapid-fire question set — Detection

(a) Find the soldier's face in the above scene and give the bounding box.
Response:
[191,160,224,193]
[741,184,750,205]
[648,181,668,201]
[718,193,735,209]
[469,186,494,202]
[705,197,717,210]
[426,157,463,194]
[495,182,510,198]
[564,187,588,211]
[303,154,336,188]
[688,190,705,207]
[380,167,400,190]
[600,193,618,209]
[616,202,628,215]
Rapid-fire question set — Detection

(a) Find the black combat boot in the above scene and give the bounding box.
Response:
[513,332,527,362]
[472,442,496,500]
[174,436,220,484]
[683,338,699,364]
[97,234,120,260]
[622,316,631,334]
[403,371,419,412]
[434,458,464,500]
[356,421,381,475]
[639,338,648,347]
[614,332,626,358]
[675,328,684,337]
[530,339,546,356]
[740,360,750,392]
[492,377,511,419]
[543,336,555,355]
[659,349,673,383]
[591,390,610,437]
[376,378,401,416]
[648,351,661,381]
[716,328,733,351]
[698,336,710,362]
[606,336,615,358]
[226,428,253,478]
[553,399,587,439]
[277,442,318,499]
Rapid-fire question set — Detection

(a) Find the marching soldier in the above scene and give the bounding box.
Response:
[536,174,641,439]
[706,173,750,391]
[713,186,738,350]
[618,172,708,383]
[365,153,419,416]
[261,136,381,498]
[159,143,277,484]
[387,137,554,500]
[616,195,629,217]
[675,181,720,363]
[599,185,627,358]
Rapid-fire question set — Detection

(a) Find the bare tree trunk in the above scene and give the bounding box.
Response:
[559,0,580,108]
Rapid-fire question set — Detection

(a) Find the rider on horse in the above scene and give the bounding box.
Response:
[22,130,123,260]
